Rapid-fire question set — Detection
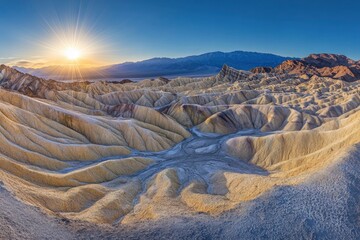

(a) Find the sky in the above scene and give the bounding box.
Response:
[0,0,359,67]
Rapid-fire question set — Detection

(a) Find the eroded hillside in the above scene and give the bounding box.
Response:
[0,55,359,224]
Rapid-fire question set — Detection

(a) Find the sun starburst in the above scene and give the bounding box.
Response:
[64,47,81,61]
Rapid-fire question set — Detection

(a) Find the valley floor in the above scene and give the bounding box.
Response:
[2,144,359,239]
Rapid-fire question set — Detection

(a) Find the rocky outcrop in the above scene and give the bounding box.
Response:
[217,65,251,82]
[303,53,356,68]
[250,66,273,74]
[274,54,360,81]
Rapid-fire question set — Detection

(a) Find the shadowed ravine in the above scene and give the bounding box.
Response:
[57,127,270,216]
[121,129,269,192]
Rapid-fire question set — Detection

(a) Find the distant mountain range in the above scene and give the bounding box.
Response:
[13,51,294,80]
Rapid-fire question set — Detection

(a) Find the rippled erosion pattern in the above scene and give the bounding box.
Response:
[0,64,359,224]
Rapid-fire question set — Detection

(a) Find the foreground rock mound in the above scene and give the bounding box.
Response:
[0,55,359,228]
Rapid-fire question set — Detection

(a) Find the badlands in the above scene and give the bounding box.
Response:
[0,54,359,239]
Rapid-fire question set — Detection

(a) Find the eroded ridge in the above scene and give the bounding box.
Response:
[0,54,359,224]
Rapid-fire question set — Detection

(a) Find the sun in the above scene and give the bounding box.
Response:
[64,47,81,61]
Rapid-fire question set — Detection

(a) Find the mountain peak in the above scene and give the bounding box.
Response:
[274,53,360,81]
[302,53,356,68]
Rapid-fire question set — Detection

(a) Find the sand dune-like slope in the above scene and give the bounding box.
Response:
[0,59,359,231]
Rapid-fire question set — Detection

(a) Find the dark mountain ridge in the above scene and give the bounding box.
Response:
[13,50,293,80]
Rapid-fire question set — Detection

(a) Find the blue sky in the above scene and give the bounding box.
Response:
[0,0,359,66]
